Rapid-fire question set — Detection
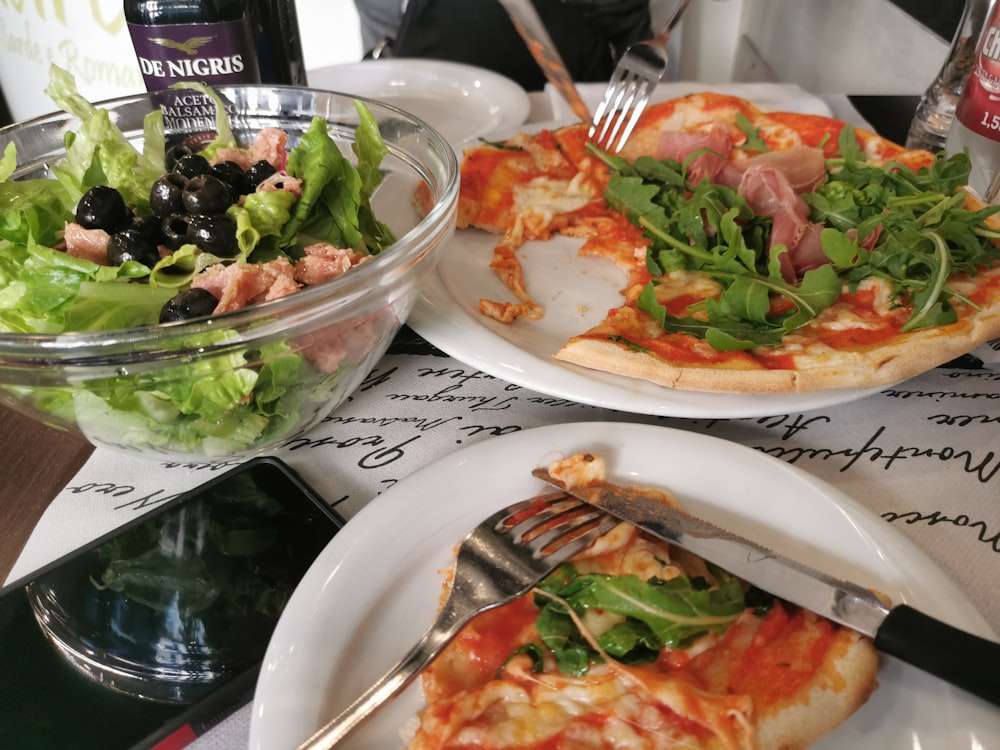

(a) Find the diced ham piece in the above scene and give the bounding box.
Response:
[298,308,391,373]
[210,127,289,171]
[62,222,110,264]
[256,171,304,196]
[655,125,745,187]
[191,257,299,313]
[250,127,289,171]
[293,243,370,285]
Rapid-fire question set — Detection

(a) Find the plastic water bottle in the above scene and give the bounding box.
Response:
[906,0,994,152]
[945,0,1000,199]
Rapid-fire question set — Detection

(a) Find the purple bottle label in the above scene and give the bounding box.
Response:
[127,19,261,90]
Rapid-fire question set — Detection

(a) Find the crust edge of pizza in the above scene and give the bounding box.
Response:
[556,305,1000,394]
[755,628,880,750]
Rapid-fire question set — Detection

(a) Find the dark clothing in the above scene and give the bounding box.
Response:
[370,0,652,89]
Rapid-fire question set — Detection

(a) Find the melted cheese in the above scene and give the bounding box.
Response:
[512,173,596,224]
[408,659,753,750]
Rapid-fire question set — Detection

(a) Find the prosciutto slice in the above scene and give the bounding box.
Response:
[738,158,828,282]
[743,145,826,194]
[655,125,744,187]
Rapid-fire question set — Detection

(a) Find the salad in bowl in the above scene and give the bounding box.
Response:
[0,68,459,457]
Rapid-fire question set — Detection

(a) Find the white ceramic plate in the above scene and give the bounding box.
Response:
[408,220,885,419]
[249,422,999,750]
[308,59,530,146]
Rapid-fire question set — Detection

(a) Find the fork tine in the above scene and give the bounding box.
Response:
[588,84,614,136]
[524,506,615,556]
[497,493,615,559]
[609,84,655,153]
[600,76,643,150]
[589,72,626,138]
[588,0,692,151]
[501,493,584,537]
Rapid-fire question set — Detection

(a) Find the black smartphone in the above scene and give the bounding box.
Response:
[0,456,345,750]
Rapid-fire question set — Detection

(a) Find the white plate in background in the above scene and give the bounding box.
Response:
[309,59,530,146]
[249,422,999,750]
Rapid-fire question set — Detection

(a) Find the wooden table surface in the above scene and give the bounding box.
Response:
[0,406,92,581]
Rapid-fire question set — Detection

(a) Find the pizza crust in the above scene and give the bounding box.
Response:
[557,277,1000,394]
[754,630,880,750]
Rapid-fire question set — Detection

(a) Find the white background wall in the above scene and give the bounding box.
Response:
[677,0,950,94]
[0,0,954,122]
[299,0,364,70]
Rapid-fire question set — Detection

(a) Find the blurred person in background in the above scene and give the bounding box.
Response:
[352,0,653,89]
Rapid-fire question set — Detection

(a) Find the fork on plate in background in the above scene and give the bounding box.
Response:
[590,0,694,152]
[294,491,618,749]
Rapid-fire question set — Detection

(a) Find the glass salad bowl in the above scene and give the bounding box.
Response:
[0,84,459,457]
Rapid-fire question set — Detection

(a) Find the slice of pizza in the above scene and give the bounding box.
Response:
[457,92,1000,394]
[404,453,879,749]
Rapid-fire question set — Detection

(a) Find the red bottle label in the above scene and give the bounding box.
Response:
[956,8,1000,142]
[127,19,261,90]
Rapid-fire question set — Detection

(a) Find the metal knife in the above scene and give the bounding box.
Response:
[496,0,591,122]
[532,468,1000,707]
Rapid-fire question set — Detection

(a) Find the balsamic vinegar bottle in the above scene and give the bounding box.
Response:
[124,0,307,91]
[125,0,306,146]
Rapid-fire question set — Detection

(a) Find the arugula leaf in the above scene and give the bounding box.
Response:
[735,112,768,153]
[528,563,745,676]
[600,129,1000,350]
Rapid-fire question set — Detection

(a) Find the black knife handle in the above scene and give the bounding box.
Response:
[874,604,1000,706]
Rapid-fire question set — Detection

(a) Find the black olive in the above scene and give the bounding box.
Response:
[161,213,192,251]
[188,214,239,257]
[107,228,161,267]
[211,160,251,198]
[182,174,232,215]
[159,288,219,323]
[149,173,188,217]
[75,185,131,233]
[246,159,278,190]
[172,152,212,180]
[129,214,164,245]
[165,144,195,172]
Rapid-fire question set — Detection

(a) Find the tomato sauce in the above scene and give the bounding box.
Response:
[458,148,520,222]
[447,596,538,688]
[819,325,901,349]
[967,270,1000,306]
[726,605,836,704]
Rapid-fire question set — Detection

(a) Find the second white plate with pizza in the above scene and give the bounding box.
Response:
[249,422,999,750]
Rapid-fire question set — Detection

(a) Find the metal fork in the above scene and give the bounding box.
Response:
[295,491,618,749]
[590,0,694,152]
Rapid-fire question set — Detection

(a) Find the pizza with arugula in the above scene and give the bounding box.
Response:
[456,92,1000,393]
[405,452,879,749]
